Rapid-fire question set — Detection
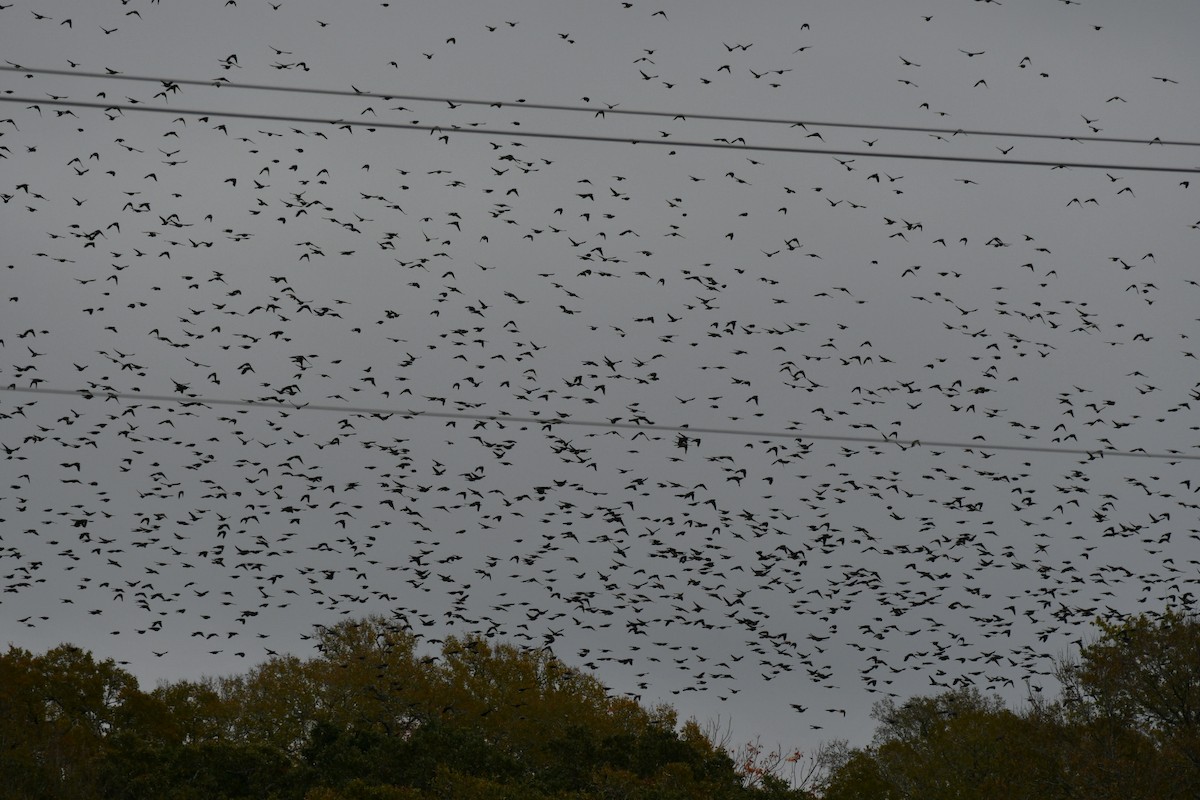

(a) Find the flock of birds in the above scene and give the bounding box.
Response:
[1,0,1198,742]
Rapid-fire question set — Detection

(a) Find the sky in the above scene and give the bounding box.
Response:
[2,0,1200,758]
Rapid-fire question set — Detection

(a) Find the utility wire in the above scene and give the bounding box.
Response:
[4,64,1197,149]
[3,96,1199,174]
[3,385,1196,461]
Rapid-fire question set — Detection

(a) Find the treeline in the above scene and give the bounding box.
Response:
[0,616,807,800]
[3,612,1199,799]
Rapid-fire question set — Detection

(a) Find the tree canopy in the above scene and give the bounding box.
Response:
[6,611,1199,799]
[822,610,1200,800]
[0,616,810,800]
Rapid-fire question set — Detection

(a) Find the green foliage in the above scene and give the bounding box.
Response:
[10,612,1200,799]
[1055,609,1200,798]
[824,611,1200,800]
[1069,610,1200,734]
[0,617,777,799]
[0,643,156,800]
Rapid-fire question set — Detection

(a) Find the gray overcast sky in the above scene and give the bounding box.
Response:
[2,0,1200,755]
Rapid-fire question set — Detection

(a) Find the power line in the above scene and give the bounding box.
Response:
[4,95,1199,174]
[3,385,1195,461]
[4,64,1197,149]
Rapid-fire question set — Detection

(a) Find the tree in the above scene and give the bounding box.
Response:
[1062,611,1200,743]
[0,643,155,799]
[434,635,651,786]
[823,687,1070,800]
[153,676,233,745]
[1056,610,1200,798]
[1,622,821,799]
[311,615,431,740]
[0,645,63,798]
[221,655,322,756]
[821,613,1200,800]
